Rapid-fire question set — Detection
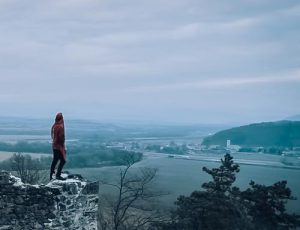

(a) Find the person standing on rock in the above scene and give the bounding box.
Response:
[50,112,66,180]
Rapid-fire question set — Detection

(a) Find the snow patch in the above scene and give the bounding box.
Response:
[10,174,25,188]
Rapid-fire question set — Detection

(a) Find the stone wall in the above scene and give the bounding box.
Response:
[0,171,99,230]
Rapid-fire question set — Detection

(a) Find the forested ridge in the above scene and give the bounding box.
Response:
[202,121,300,147]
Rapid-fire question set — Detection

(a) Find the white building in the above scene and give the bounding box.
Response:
[227,140,231,148]
[226,139,241,152]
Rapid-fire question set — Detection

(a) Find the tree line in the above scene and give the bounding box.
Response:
[0,149,143,184]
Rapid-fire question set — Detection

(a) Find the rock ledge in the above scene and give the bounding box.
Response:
[0,171,99,230]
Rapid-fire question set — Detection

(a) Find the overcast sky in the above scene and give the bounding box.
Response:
[0,0,299,124]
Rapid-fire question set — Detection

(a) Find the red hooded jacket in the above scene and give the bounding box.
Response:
[51,113,66,160]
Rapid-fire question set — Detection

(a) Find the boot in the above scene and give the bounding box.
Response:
[50,171,55,180]
[56,175,66,181]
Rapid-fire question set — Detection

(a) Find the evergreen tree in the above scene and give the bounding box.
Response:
[154,154,300,230]
[202,153,240,195]
[241,180,300,229]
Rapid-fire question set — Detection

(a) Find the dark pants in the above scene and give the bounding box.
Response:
[50,149,66,177]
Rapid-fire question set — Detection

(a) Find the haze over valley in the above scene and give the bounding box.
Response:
[1,116,300,214]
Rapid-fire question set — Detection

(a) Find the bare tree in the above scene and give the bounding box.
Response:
[9,153,44,184]
[98,153,169,230]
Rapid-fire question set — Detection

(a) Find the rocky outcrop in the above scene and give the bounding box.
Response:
[0,171,99,230]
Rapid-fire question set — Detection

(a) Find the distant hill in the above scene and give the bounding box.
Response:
[202,121,300,148]
[0,116,227,141]
[285,114,300,121]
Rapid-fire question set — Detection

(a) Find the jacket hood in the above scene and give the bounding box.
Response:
[55,113,64,123]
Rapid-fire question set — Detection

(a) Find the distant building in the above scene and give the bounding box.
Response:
[227,140,231,148]
[106,142,125,150]
[227,145,241,152]
[226,139,241,152]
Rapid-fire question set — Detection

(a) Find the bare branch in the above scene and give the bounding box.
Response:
[98,153,168,230]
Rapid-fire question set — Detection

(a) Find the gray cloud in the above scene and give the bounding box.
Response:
[0,0,299,123]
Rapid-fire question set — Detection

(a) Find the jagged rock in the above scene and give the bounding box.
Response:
[0,170,99,230]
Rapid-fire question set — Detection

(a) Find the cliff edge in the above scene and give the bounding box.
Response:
[0,171,99,230]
